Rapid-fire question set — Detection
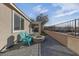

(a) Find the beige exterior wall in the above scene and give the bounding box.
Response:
[0,3,12,50]
[24,19,30,34]
[68,37,79,55]
[0,4,30,51]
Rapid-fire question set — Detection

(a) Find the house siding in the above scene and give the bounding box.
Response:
[0,3,30,51]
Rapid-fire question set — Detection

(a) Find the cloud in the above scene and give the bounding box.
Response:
[55,10,79,17]
[29,13,33,17]
[40,9,48,13]
[52,3,79,18]
[33,5,48,13]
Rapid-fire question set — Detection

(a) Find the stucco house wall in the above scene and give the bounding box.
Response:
[0,3,30,51]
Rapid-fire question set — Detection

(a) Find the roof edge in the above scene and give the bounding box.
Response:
[4,3,31,23]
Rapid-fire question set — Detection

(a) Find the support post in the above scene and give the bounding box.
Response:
[75,19,76,36]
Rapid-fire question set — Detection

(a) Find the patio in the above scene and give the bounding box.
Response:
[0,35,77,56]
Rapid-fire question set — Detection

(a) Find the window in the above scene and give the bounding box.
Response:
[21,18,24,30]
[14,13,20,30]
[13,12,24,31]
[33,27,39,32]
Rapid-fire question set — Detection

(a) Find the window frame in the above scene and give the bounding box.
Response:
[13,11,25,33]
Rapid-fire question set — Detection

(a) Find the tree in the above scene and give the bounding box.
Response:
[36,14,48,25]
[30,18,35,22]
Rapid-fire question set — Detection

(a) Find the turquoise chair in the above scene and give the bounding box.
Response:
[25,32,32,45]
[19,32,32,46]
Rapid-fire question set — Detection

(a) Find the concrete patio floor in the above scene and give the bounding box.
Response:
[0,35,77,56]
[0,43,40,56]
[41,35,77,56]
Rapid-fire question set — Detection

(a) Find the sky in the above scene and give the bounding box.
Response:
[15,3,79,26]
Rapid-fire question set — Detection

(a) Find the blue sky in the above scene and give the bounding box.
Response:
[15,3,79,26]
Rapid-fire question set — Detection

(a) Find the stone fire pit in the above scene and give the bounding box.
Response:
[32,35,45,43]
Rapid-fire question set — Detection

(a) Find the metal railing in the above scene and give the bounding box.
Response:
[45,19,79,37]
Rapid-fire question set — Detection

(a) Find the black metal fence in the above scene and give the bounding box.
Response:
[45,19,79,37]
